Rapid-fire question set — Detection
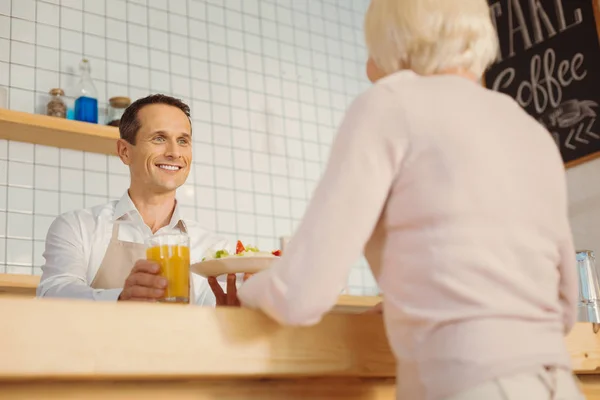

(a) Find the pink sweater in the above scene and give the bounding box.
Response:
[238,71,578,400]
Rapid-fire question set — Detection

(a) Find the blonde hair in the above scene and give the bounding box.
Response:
[364,0,499,78]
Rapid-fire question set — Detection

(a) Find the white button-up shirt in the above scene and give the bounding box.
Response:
[37,192,230,305]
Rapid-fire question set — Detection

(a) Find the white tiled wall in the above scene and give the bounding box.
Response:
[0,0,379,295]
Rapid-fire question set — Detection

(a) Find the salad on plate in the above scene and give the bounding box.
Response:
[202,240,281,261]
[193,241,281,278]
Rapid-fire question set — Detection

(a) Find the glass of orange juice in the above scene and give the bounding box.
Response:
[145,233,190,304]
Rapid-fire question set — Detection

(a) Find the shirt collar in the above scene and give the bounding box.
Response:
[114,191,188,232]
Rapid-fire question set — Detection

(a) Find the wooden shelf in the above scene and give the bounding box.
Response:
[0,108,119,155]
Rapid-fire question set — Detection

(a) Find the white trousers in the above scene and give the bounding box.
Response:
[444,367,584,400]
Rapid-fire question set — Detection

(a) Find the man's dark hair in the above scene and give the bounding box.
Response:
[119,94,191,145]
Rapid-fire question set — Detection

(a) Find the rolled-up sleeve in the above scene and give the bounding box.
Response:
[36,214,122,301]
[238,84,410,325]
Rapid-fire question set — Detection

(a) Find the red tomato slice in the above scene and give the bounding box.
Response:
[272,250,281,256]
[236,240,245,254]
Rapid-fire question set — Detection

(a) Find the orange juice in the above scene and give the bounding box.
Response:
[146,244,190,303]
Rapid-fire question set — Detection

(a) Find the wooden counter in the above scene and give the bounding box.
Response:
[0,273,381,312]
[1,296,600,399]
[0,273,39,297]
[0,296,394,399]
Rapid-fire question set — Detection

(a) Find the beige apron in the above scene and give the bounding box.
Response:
[90,222,146,289]
[90,220,189,290]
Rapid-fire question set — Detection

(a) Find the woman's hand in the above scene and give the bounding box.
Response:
[208,273,253,306]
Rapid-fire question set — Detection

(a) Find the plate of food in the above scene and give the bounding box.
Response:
[191,240,281,278]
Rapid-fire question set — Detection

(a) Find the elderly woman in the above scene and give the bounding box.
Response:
[236,0,583,399]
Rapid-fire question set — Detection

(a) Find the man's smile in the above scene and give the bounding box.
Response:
[156,163,183,171]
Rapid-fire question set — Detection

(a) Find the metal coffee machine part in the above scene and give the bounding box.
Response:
[576,250,600,324]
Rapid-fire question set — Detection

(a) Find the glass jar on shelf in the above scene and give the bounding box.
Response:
[106,96,131,127]
[74,59,98,123]
[46,88,67,118]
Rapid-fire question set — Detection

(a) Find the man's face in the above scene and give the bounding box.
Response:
[119,104,192,194]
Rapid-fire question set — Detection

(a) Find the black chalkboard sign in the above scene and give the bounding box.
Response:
[485,0,600,166]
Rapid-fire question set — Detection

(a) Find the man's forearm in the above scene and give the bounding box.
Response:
[37,276,122,301]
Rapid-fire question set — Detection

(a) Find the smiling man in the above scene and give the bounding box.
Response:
[37,94,232,304]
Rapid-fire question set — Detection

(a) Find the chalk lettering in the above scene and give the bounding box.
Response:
[491,49,588,114]
[555,0,583,32]
[571,53,587,80]
[492,68,516,91]
[585,118,599,139]
[574,123,589,144]
[565,126,577,149]
[489,0,585,61]
[486,0,596,164]
[564,119,599,150]
[529,0,557,43]
[557,59,570,86]
[508,0,533,59]
[489,2,504,62]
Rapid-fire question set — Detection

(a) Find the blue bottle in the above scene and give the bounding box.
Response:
[74,59,98,124]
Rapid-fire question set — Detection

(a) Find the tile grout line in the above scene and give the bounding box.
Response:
[222,2,249,244]
[294,2,313,221]
[79,0,87,213]
[104,0,111,203]
[257,1,280,249]
[5,1,18,270]
[23,16,364,57]
[0,179,311,202]
[201,1,224,240]
[18,12,366,77]
[30,0,38,274]
[242,0,265,247]
[164,0,173,98]
[5,0,11,111]
[185,0,199,222]
[284,3,305,235]
[7,51,360,113]
[144,2,151,95]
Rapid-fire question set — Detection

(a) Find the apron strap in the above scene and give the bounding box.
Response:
[178,219,189,234]
[111,220,122,240]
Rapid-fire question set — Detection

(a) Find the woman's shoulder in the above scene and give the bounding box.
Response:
[350,72,417,112]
